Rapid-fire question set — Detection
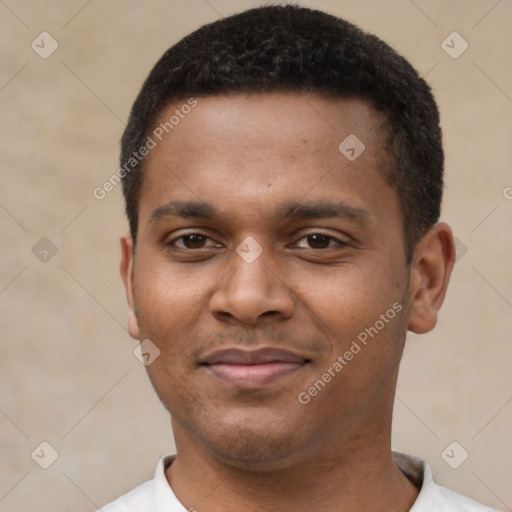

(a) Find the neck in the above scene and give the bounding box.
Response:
[165,423,419,512]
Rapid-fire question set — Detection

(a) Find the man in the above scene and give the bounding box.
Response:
[101,5,496,511]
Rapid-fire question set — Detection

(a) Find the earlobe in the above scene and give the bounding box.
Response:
[407,222,456,334]
[120,233,140,340]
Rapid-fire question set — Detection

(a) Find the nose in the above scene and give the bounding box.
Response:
[209,244,295,325]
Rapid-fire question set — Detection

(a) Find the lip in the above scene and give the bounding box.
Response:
[200,348,310,388]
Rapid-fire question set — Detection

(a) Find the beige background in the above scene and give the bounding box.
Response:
[1,0,511,510]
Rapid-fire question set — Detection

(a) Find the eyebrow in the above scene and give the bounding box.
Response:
[277,201,369,222]
[149,199,369,224]
[150,200,218,223]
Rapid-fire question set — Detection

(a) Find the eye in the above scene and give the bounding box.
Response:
[294,233,345,249]
[171,233,219,249]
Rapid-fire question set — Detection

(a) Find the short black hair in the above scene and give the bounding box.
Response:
[120,4,443,262]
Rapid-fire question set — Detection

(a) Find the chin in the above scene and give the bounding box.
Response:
[208,437,303,473]
[186,412,310,473]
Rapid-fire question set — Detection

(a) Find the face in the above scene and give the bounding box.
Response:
[120,93,452,471]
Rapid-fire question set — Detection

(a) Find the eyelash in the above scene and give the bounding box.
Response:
[292,232,347,249]
[167,231,348,250]
[169,232,220,249]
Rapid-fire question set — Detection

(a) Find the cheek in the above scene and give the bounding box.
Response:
[300,270,407,412]
[294,260,408,387]
[133,257,212,333]
[297,263,400,333]
[132,264,215,394]
[133,262,207,407]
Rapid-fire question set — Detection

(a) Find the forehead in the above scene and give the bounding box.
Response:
[138,93,396,228]
[148,92,387,162]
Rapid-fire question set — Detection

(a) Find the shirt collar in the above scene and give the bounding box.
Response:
[152,452,489,512]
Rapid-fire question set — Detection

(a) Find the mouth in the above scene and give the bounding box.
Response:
[199,348,311,389]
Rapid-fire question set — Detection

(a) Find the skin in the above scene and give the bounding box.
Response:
[120,93,455,512]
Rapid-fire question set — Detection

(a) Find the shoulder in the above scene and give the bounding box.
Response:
[96,479,154,512]
[393,452,498,512]
[420,482,498,512]
[95,455,184,512]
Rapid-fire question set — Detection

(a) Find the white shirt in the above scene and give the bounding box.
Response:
[98,452,498,511]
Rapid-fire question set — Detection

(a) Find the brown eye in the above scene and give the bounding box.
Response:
[172,234,218,249]
[306,234,331,249]
[183,234,207,248]
[294,233,346,250]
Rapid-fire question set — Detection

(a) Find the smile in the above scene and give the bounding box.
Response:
[200,348,310,389]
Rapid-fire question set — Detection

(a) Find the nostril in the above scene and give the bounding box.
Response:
[216,311,233,319]
[261,310,279,317]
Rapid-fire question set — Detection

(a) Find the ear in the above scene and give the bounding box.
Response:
[407,222,456,334]
[120,233,140,340]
